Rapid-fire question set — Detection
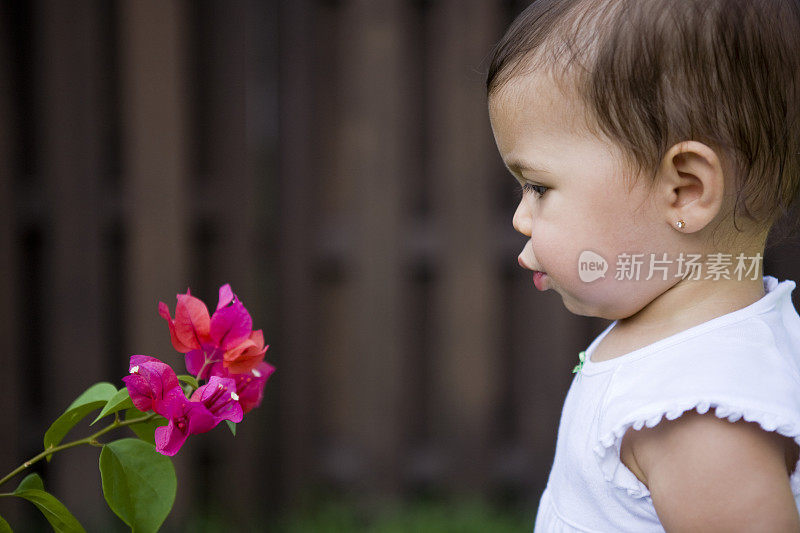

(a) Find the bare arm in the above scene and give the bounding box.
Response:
[623,408,800,532]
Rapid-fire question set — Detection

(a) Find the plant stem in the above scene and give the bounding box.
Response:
[0,412,158,490]
[196,350,212,382]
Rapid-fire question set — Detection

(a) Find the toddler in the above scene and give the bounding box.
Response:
[486,0,800,531]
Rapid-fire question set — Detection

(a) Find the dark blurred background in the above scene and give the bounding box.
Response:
[1,1,800,531]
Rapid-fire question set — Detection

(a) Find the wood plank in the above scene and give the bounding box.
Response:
[426,0,503,490]
[0,1,20,524]
[243,0,282,508]
[36,0,107,524]
[277,0,318,503]
[333,0,412,496]
[117,0,190,525]
[192,0,264,519]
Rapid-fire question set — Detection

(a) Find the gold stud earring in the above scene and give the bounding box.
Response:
[675,219,686,229]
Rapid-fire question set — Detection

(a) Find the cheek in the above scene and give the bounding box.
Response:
[567,191,658,262]
[539,219,674,319]
[530,196,660,293]
[530,198,609,267]
[528,218,589,285]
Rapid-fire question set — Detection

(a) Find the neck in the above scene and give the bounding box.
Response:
[618,227,770,335]
[616,274,766,337]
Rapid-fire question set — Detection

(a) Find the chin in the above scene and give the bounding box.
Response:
[560,291,633,320]
[560,293,599,317]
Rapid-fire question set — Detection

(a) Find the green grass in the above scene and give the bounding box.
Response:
[276,494,533,533]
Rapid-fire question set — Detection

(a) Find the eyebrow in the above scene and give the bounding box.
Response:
[505,158,553,175]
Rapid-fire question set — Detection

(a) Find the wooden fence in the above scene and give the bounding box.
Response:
[1,0,799,530]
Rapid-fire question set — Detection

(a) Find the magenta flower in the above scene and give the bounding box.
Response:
[183,343,224,381]
[122,355,185,416]
[189,360,274,414]
[209,287,252,350]
[154,398,216,456]
[189,376,244,424]
[159,284,253,380]
[229,361,275,414]
[154,376,243,456]
[123,283,275,456]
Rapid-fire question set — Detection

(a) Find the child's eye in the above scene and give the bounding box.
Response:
[519,182,548,198]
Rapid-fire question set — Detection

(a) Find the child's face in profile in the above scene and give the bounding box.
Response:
[488,71,684,319]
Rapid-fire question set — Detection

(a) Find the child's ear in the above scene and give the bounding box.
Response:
[657,140,725,233]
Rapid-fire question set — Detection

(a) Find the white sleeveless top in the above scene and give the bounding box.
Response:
[534,275,800,532]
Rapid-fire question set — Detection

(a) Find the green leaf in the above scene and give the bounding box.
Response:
[0,514,11,533]
[177,374,199,390]
[16,473,44,492]
[99,439,176,533]
[64,382,117,412]
[43,383,117,460]
[124,408,167,446]
[11,488,86,533]
[91,388,134,425]
[226,420,237,436]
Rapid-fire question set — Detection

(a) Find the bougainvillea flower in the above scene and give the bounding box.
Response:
[183,343,224,381]
[122,283,276,456]
[160,284,253,372]
[189,360,274,414]
[158,290,211,353]
[223,329,269,374]
[216,284,235,310]
[122,355,185,415]
[190,376,244,424]
[154,375,243,456]
[154,398,216,456]
[229,361,275,414]
[209,295,252,350]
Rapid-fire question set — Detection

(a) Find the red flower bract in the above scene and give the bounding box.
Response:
[224,329,269,374]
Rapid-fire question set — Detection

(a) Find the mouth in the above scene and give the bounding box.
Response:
[532,271,548,291]
[518,256,549,291]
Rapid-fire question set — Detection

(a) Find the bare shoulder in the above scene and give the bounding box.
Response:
[619,408,800,532]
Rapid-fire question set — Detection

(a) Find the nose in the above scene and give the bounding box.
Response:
[513,198,532,237]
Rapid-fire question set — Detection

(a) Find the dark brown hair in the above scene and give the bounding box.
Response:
[487,0,800,239]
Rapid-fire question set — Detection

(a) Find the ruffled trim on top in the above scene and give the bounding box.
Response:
[592,399,800,501]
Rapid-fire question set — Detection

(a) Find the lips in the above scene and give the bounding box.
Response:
[532,271,548,291]
[518,255,549,291]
